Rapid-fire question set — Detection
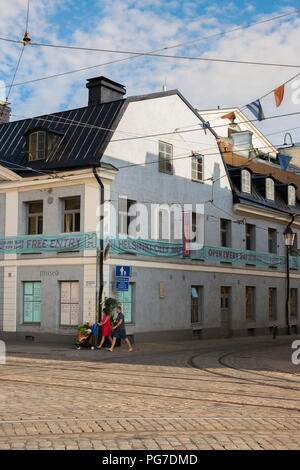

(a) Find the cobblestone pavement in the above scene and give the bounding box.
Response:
[0,335,300,450]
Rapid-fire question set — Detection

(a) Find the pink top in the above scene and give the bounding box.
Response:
[101,315,111,336]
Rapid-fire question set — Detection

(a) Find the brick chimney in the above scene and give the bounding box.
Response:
[86,76,126,106]
[0,100,11,124]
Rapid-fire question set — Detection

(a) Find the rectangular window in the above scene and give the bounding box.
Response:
[27,201,43,235]
[290,288,298,318]
[29,131,46,161]
[23,282,41,323]
[246,286,255,320]
[117,283,134,323]
[291,233,298,257]
[191,286,203,324]
[63,197,80,233]
[268,228,277,254]
[268,288,277,320]
[118,198,136,236]
[159,141,173,174]
[246,224,256,251]
[266,178,275,201]
[220,219,231,247]
[191,155,203,182]
[60,281,79,326]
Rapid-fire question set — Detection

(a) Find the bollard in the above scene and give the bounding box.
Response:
[273,324,277,340]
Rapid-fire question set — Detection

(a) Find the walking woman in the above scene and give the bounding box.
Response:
[97,308,113,349]
[107,306,133,352]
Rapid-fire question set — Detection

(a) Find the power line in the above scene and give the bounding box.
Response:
[8,108,300,147]
[1,9,300,91]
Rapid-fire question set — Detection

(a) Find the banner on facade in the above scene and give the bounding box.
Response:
[0,232,98,254]
[0,232,298,270]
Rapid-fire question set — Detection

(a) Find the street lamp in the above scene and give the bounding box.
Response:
[283,224,296,336]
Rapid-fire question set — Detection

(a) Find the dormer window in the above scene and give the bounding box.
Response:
[241,169,251,194]
[266,178,275,201]
[288,185,296,207]
[29,131,46,161]
[27,129,61,161]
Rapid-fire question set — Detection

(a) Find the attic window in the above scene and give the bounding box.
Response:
[288,185,296,207]
[28,130,61,161]
[29,131,46,161]
[241,169,251,194]
[266,178,275,201]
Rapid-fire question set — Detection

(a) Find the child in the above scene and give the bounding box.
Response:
[97,308,113,349]
[107,306,133,352]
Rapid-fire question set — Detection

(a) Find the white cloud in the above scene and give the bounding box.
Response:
[0,0,300,146]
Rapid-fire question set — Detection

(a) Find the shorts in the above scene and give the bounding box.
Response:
[113,330,127,340]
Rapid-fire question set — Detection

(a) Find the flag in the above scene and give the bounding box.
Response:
[278,153,292,171]
[274,84,285,108]
[246,99,265,121]
[221,111,235,121]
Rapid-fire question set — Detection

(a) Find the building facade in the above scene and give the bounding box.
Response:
[0,77,299,343]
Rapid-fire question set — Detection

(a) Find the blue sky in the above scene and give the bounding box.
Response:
[1,0,300,146]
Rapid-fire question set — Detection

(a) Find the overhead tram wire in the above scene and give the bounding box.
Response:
[0,9,300,92]
[8,109,300,147]
[0,0,30,119]
[1,8,300,55]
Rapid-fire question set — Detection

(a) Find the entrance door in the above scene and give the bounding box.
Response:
[221,287,232,337]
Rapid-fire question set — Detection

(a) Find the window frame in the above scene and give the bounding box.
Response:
[191,155,204,182]
[290,288,298,318]
[245,223,256,251]
[158,141,173,174]
[245,286,255,321]
[268,228,277,254]
[60,281,80,326]
[118,197,136,236]
[268,287,277,320]
[288,185,296,207]
[241,169,251,194]
[117,282,135,324]
[28,131,46,161]
[191,286,203,324]
[27,200,43,235]
[23,281,42,324]
[62,196,81,233]
[266,178,275,201]
[220,218,231,248]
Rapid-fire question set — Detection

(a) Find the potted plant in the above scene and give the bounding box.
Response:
[77,323,91,341]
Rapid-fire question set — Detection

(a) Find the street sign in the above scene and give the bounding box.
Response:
[116,266,130,291]
[116,277,129,291]
[116,266,130,277]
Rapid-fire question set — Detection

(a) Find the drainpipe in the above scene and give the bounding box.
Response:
[285,214,295,336]
[93,166,104,324]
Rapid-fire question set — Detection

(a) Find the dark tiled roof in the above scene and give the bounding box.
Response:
[0,100,127,174]
[227,165,300,215]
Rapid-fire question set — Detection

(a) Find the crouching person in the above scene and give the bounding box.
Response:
[107,306,133,352]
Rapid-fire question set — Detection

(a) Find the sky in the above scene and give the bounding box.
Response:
[1,0,300,148]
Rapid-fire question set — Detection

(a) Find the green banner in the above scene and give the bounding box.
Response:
[0,232,98,254]
[0,232,298,270]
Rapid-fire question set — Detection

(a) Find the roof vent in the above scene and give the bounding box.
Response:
[86,76,126,106]
[0,100,11,124]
